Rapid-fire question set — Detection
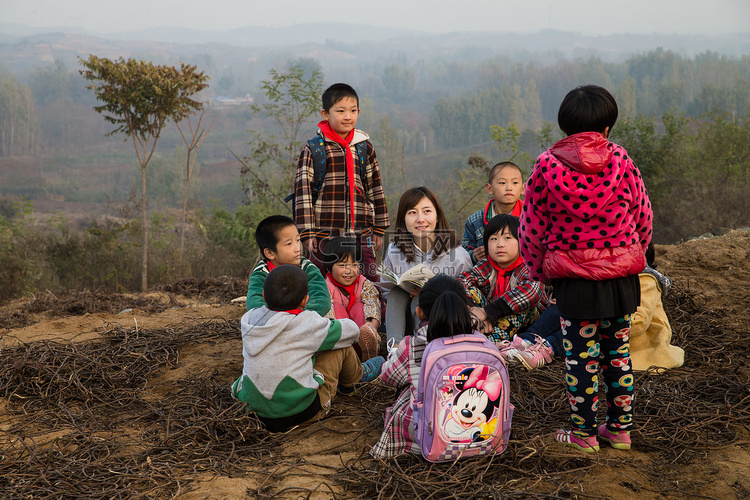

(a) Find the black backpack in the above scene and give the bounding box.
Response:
[285,136,369,211]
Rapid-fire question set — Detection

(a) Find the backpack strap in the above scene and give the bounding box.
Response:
[289,135,369,205]
[307,136,328,202]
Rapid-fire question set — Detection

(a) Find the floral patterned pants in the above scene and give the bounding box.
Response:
[561,315,635,437]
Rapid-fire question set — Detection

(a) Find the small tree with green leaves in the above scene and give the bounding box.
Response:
[239,63,323,213]
[79,55,208,291]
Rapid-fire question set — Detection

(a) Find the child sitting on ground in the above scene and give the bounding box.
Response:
[321,236,382,361]
[245,215,330,316]
[463,161,524,264]
[459,214,547,345]
[371,275,471,458]
[232,265,384,433]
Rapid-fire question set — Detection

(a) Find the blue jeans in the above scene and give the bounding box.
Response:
[519,304,564,357]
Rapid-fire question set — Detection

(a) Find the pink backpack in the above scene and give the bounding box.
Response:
[412,333,513,462]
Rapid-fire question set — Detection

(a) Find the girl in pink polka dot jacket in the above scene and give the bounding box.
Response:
[518,85,652,453]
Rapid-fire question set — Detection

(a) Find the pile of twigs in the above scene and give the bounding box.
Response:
[0,281,747,499]
[157,276,248,303]
[0,288,173,330]
[0,318,282,498]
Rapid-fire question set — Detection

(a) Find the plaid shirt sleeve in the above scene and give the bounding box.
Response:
[293,145,316,240]
[459,260,493,302]
[363,142,390,235]
[485,264,545,322]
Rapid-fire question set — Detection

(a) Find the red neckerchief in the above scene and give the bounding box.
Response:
[318,120,362,231]
[327,272,358,313]
[488,253,524,298]
[510,199,523,217]
[282,308,304,315]
[266,260,277,271]
[484,199,523,223]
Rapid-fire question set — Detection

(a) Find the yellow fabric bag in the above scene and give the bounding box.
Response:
[629,273,684,371]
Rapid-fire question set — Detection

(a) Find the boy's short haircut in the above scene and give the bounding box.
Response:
[488,161,523,183]
[483,214,520,256]
[255,215,296,255]
[264,265,308,311]
[558,84,618,136]
[322,83,359,111]
[321,236,362,273]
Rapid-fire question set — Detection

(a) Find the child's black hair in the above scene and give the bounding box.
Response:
[322,83,359,111]
[483,214,520,257]
[426,291,473,342]
[558,85,618,137]
[488,161,523,183]
[255,215,296,256]
[264,265,308,311]
[418,274,469,320]
[320,236,362,273]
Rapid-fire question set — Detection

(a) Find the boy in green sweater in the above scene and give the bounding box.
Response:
[245,215,330,315]
[233,265,383,431]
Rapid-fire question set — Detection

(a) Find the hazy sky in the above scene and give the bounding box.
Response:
[2,0,749,36]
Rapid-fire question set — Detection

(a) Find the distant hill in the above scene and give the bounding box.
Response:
[0,22,748,73]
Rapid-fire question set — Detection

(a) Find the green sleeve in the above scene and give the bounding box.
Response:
[246,267,267,311]
[303,259,332,316]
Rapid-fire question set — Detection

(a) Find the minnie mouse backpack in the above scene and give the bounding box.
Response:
[412,332,513,462]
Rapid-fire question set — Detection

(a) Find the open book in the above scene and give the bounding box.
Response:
[376,263,436,295]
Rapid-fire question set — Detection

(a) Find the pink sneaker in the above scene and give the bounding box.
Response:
[498,335,527,354]
[505,336,553,370]
[555,429,599,453]
[597,425,631,450]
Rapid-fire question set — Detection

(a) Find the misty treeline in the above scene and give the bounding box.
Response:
[0,48,748,303]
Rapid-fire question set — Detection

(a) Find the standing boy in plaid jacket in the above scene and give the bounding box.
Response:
[293,83,389,281]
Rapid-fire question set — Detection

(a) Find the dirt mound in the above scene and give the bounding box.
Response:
[1,231,749,499]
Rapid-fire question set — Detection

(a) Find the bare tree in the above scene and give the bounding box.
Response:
[176,109,215,267]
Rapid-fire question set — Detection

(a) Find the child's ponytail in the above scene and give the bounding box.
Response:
[427,291,473,342]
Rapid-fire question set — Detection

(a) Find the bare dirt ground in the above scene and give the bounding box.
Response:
[1,231,749,499]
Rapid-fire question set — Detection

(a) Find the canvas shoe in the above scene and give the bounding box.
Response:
[358,324,380,361]
[555,429,600,453]
[360,355,385,383]
[597,424,631,450]
[386,337,400,363]
[504,336,553,370]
